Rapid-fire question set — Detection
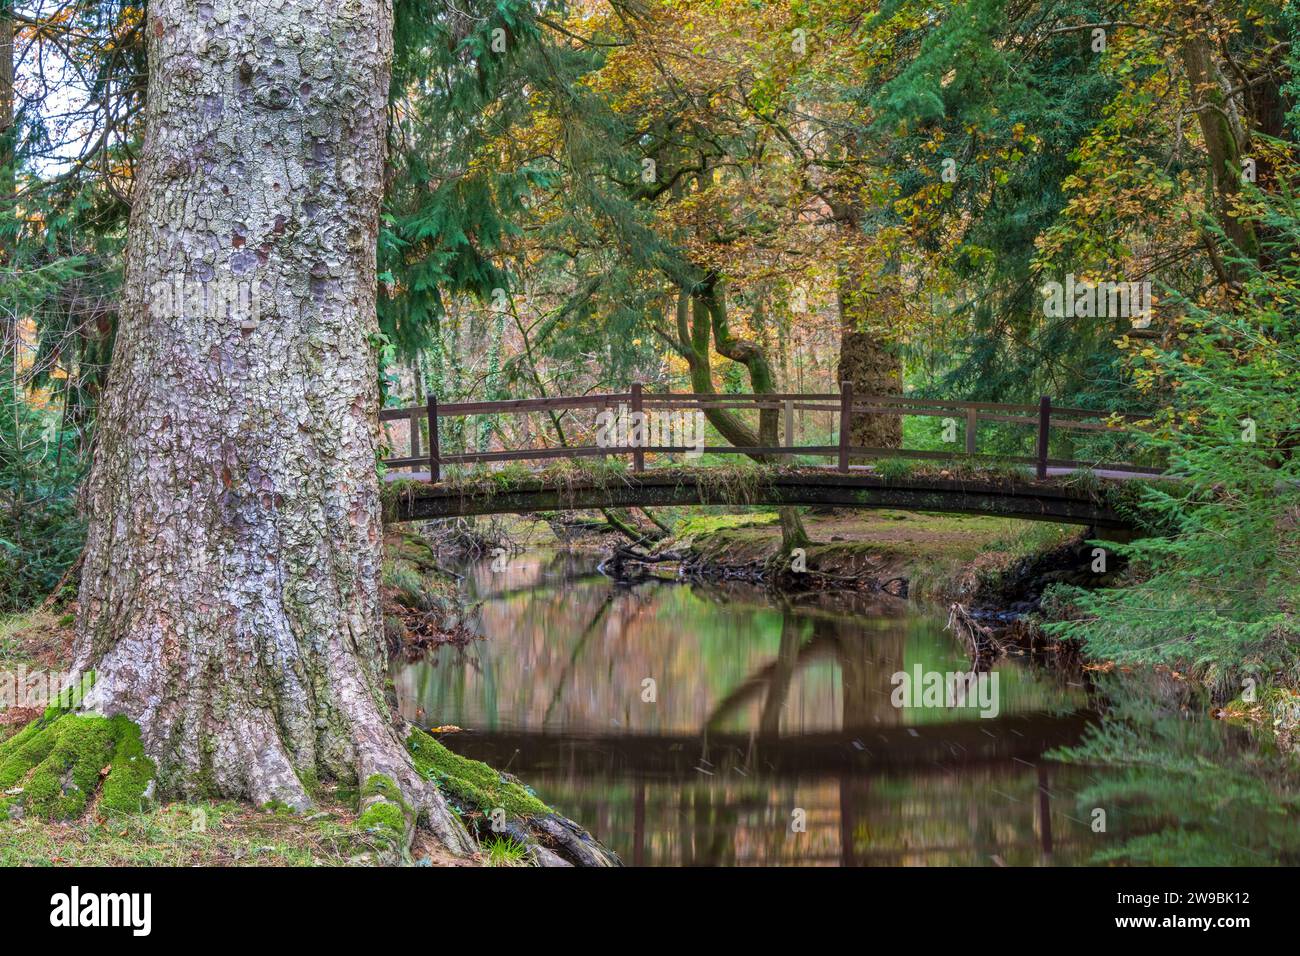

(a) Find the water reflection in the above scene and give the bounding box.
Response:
[395,548,1289,866]
[1050,674,1300,866]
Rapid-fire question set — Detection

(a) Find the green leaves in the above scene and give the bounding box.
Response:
[380,0,549,357]
[1043,186,1300,694]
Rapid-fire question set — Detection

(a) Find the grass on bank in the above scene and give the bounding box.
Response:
[0,798,376,867]
[481,834,530,867]
[669,506,1077,600]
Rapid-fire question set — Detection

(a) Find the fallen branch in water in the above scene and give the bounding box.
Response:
[597,545,690,577]
[946,602,1009,665]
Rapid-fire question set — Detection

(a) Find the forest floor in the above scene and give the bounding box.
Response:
[0,606,476,867]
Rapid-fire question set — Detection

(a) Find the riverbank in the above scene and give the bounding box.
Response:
[636,507,1090,603]
[0,524,616,868]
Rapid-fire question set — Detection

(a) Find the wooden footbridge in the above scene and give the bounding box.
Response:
[379,387,1161,530]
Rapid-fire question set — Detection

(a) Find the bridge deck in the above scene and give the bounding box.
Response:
[383,466,1155,530]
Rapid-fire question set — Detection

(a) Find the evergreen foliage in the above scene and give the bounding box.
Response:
[1043,187,1300,692]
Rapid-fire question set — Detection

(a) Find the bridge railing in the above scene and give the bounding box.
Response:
[379,385,1155,482]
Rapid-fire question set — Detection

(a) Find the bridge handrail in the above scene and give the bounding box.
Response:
[379,386,1155,483]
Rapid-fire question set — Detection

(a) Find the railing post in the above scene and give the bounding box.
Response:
[409,407,421,474]
[1036,395,1051,480]
[428,394,440,484]
[965,406,978,457]
[603,400,613,463]
[631,382,644,472]
[784,398,795,462]
[838,381,853,473]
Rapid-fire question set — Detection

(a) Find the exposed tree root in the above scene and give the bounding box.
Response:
[0,709,617,867]
[406,728,620,866]
[349,725,477,864]
[35,719,623,867]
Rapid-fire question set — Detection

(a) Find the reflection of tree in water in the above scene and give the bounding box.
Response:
[551,766,1089,866]
[706,605,909,734]
[465,548,606,603]
[537,595,1087,865]
[681,786,745,867]
[833,617,908,731]
[394,559,1118,865]
[836,765,1075,866]
[1052,675,1300,866]
[542,592,614,727]
[760,614,802,734]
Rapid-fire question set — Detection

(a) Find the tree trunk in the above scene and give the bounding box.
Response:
[678,280,810,552]
[1,3,13,287]
[72,0,469,851]
[836,265,903,450]
[1179,31,1258,271]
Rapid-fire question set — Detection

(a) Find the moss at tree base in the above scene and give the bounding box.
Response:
[0,711,156,820]
[355,795,407,849]
[406,728,550,819]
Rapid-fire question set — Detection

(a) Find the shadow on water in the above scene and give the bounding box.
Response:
[395,548,1299,866]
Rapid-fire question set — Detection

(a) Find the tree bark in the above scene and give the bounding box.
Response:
[1,2,12,284]
[836,265,903,451]
[676,279,810,551]
[72,0,468,850]
[1179,30,1258,270]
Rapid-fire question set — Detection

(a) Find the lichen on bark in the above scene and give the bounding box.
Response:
[65,0,472,856]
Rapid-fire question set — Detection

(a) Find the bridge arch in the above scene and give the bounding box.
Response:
[383,469,1140,531]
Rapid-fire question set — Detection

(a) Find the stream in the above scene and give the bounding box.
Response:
[395,547,1287,866]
